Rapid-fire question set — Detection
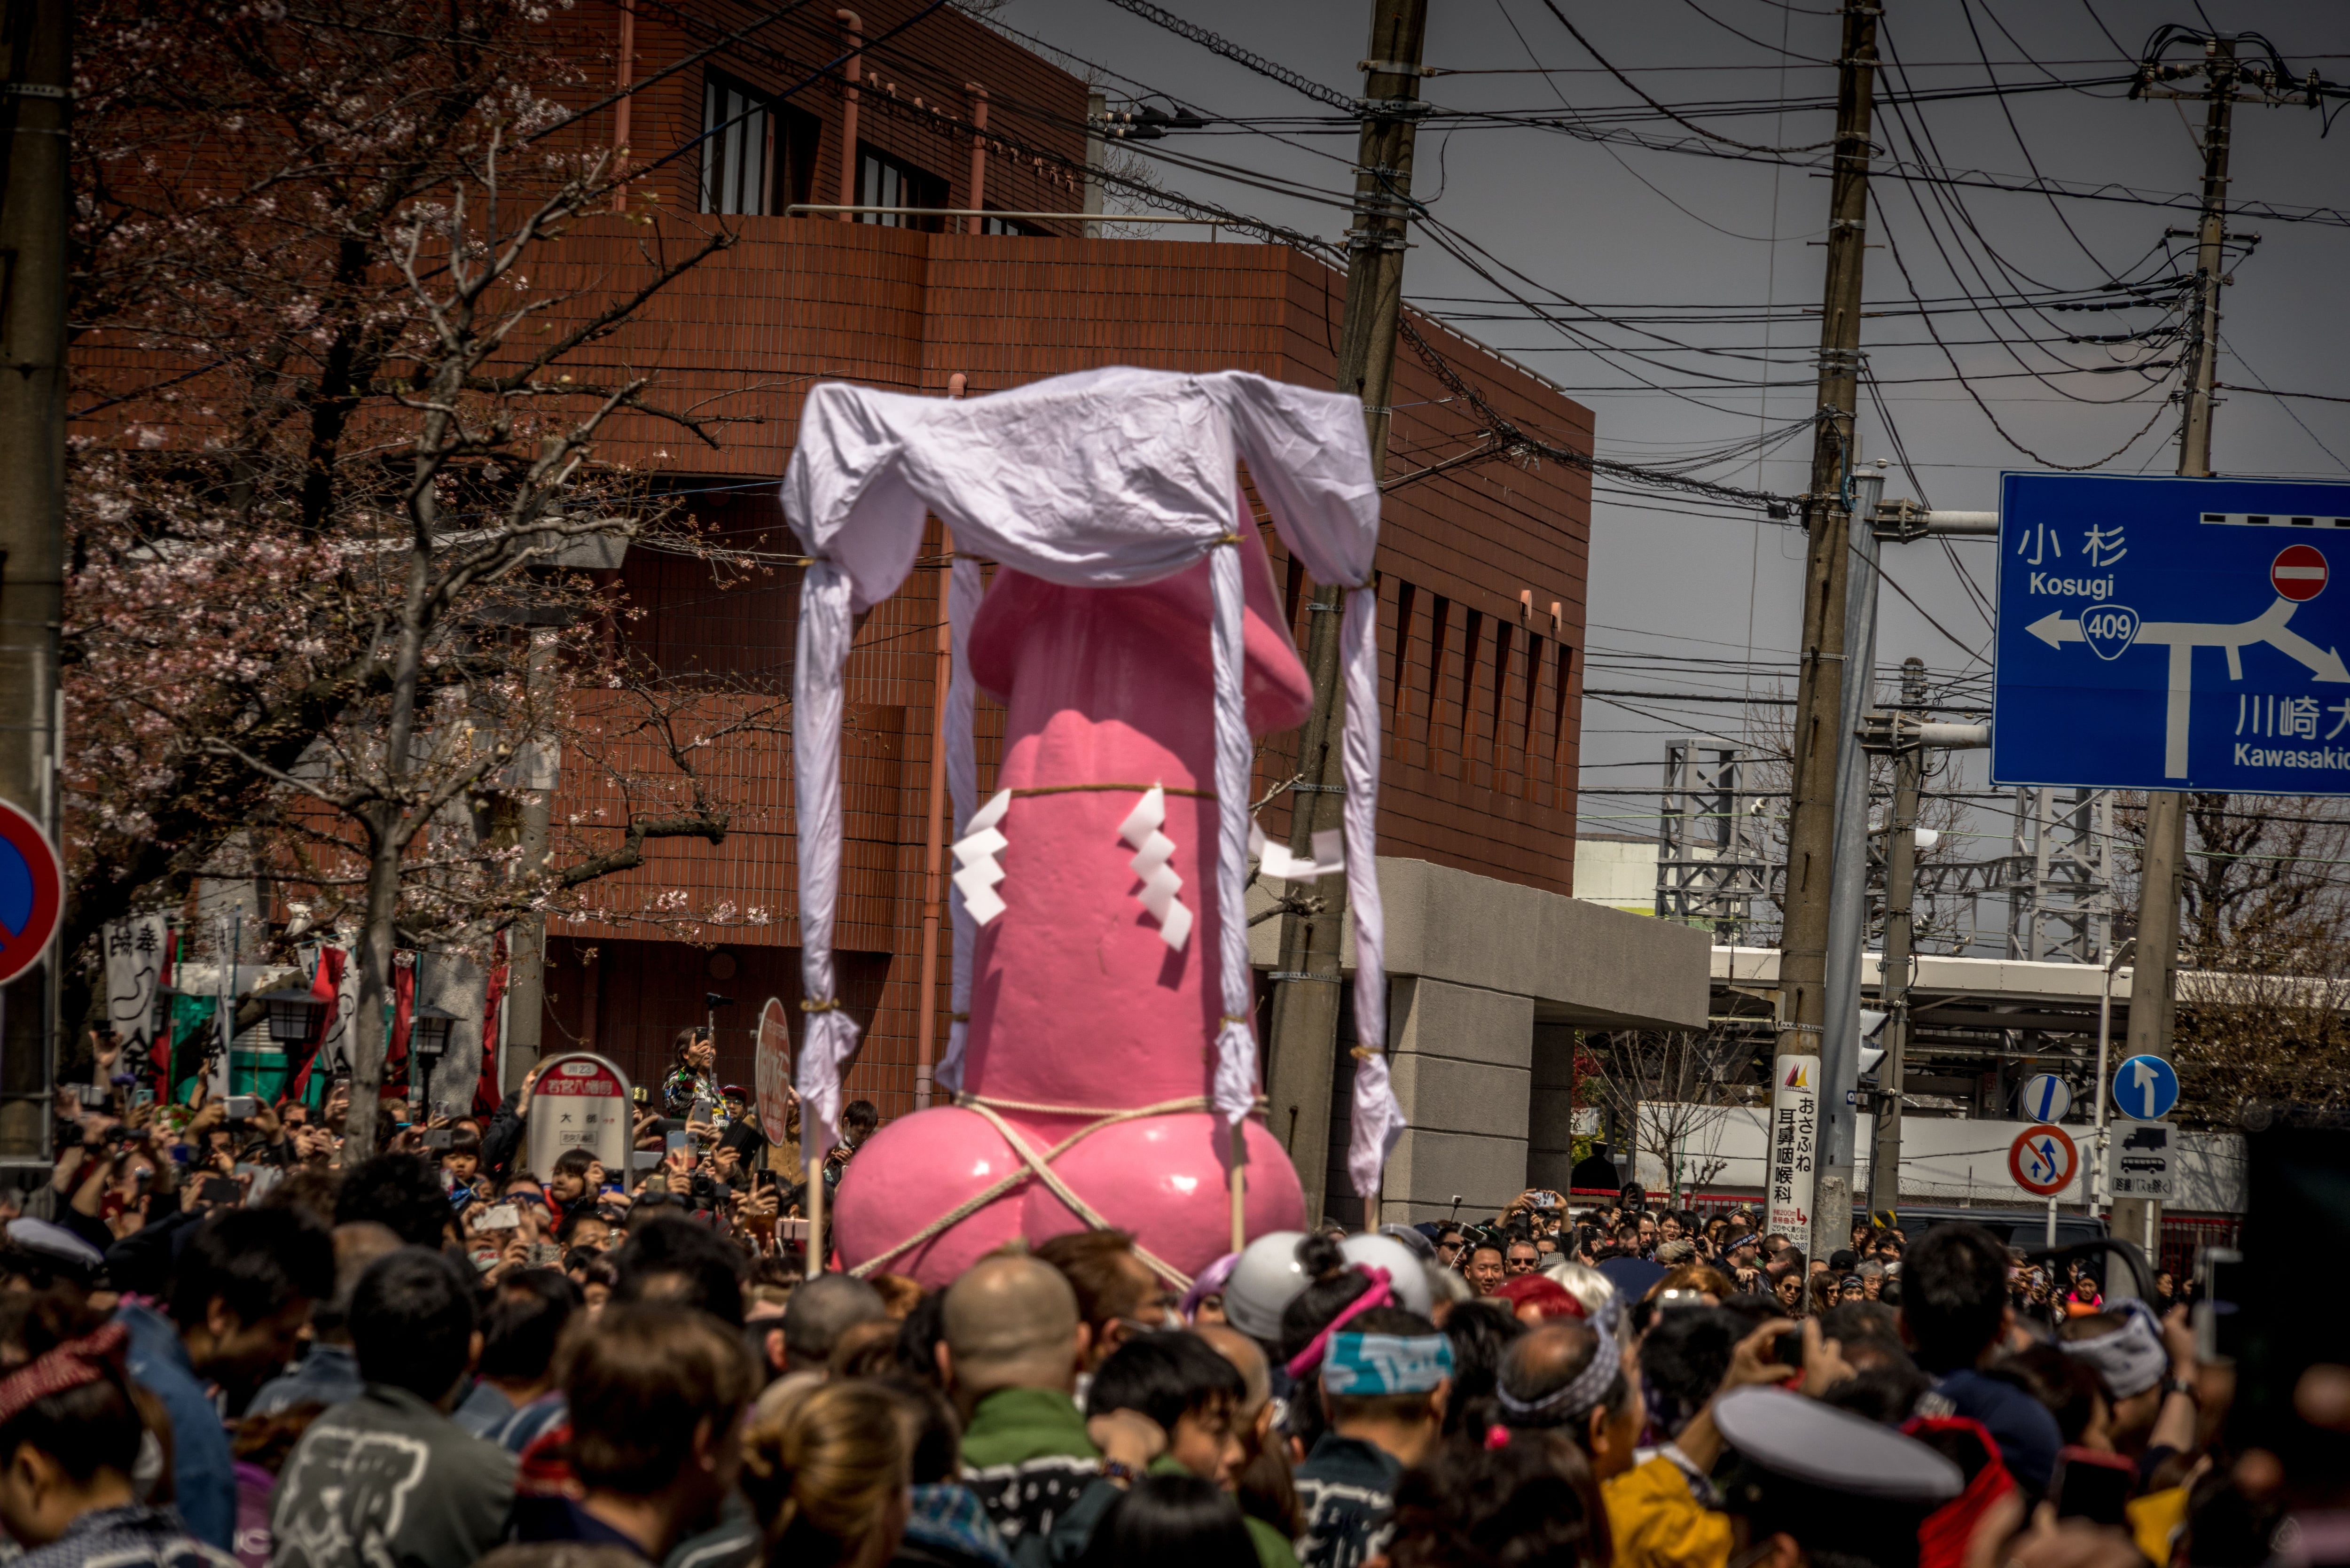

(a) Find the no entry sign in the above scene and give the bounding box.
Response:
[0,799,62,987]
[2009,1123,2078,1197]
[2274,544,2329,602]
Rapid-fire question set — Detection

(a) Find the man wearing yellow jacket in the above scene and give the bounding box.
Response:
[1492,1303,1797,1568]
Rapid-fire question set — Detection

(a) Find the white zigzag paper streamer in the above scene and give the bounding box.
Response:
[1247,819,1346,882]
[950,788,1012,925]
[1117,785,1194,951]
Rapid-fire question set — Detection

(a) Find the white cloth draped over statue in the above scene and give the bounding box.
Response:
[781,366,1408,1201]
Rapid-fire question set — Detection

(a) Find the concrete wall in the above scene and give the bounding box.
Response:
[1380,979,1536,1224]
[1258,857,1711,1224]
[1572,836,1657,915]
[1527,1023,1582,1195]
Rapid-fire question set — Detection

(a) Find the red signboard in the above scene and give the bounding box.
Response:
[755,997,793,1136]
[525,1052,633,1178]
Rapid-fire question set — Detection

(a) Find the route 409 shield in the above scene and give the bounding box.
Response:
[1994,472,2350,795]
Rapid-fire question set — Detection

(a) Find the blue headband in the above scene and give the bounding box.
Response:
[1323,1333,1455,1396]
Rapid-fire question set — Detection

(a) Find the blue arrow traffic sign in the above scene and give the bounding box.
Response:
[2114,1053,2180,1122]
[2018,1072,2073,1124]
[1994,473,2350,794]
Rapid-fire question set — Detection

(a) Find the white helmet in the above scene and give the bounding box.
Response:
[1222,1231,1310,1341]
[1340,1231,1435,1318]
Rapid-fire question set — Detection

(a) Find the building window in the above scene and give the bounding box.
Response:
[981,211,1039,236]
[859,148,948,227]
[701,71,769,216]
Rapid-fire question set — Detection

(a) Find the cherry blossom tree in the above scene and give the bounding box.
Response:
[67,0,780,1156]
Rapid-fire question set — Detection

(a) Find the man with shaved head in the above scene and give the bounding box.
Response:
[945,1252,1160,1568]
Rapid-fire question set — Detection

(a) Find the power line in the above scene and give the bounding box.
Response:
[1097,0,1355,112]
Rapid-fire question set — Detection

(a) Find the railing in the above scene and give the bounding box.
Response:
[782,205,1247,239]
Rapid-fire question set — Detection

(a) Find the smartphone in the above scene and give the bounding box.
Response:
[1772,1329,1807,1370]
[423,1128,453,1150]
[666,1129,692,1157]
[223,1094,258,1120]
[475,1203,521,1233]
[198,1176,242,1208]
[76,1084,111,1108]
[1535,1191,1559,1209]
[2050,1446,2133,1528]
[690,1095,713,1123]
[1655,1288,1707,1313]
[131,1088,155,1108]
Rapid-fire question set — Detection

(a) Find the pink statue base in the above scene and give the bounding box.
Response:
[835,1108,1302,1285]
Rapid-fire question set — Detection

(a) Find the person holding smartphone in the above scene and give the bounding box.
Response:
[659,1027,728,1136]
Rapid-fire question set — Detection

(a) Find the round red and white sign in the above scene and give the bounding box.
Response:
[2273,544,2328,602]
[2008,1123,2078,1197]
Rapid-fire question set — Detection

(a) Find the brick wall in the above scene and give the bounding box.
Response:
[529,216,1588,1117]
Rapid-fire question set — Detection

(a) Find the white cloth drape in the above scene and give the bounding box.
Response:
[1208,533,1256,1124]
[783,367,1406,1194]
[1340,585,1405,1197]
[791,562,859,1157]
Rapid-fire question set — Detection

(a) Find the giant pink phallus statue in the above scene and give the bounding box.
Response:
[781,367,1409,1291]
[835,530,1312,1284]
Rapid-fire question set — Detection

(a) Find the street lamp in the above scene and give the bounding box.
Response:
[409,1004,459,1114]
[2093,937,2138,1215]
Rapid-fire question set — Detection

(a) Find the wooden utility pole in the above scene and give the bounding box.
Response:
[2118,35,2239,1253]
[1263,0,1426,1225]
[1776,0,1881,1225]
[0,0,70,1165]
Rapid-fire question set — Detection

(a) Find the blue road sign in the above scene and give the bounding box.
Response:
[2018,1072,2073,1123]
[2114,1053,2181,1122]
[1994,473,2350,793]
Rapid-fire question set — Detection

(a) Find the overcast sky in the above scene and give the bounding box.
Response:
[984,0,2350,934]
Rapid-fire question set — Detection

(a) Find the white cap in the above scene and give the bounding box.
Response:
[1222,1230,1309,1340]
[6,1218,104,1278]
[1715,1387,1964,1501]
[1340,1231,1434,1318]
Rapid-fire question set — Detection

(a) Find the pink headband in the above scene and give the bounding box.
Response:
[1285,1266,1393,1380]
[0,1324,125,1426]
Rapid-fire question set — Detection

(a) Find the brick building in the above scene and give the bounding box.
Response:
[499,0,1708,1219]
[75,0,1703,1216]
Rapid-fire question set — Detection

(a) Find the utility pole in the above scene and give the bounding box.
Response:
[1865,659,1928,1217]
[2117,33,2239,1256]
[1264,0,1426,1225]
[1820,464,1884,1185]
[0,0,70,1166]
[1778,0,1880,1244]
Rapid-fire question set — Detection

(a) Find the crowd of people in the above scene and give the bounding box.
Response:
[1415,1186,2193,1331]
[0,1062,2303,1568]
